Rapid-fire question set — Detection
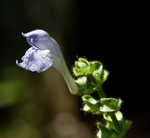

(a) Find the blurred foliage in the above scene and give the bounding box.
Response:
[0,80,25,107]
[0,66,28,107]
[0,66,45,138]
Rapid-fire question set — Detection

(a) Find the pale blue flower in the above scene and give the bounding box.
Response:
[16,29,78,94]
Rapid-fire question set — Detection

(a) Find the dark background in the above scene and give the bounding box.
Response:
[0,0,149,138]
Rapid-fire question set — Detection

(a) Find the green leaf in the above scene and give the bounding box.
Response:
[0,80,26,107]
[100,98,122,112]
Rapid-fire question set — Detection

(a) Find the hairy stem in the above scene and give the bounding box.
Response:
[109,112,122,133]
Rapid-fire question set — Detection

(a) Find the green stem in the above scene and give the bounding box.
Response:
[110,112,122,133]
[97,87,122,136]
[97,86,106,98]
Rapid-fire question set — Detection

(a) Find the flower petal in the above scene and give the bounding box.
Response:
[16,47,53,72]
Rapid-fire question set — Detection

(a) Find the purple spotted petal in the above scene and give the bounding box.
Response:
[16,47,53,73]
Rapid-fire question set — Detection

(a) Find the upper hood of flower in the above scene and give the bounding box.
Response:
[22,29,52,50]
[22,30,49,38]
[21,29,61,54]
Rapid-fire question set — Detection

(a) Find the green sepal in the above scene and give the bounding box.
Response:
[82,95,101,115]
[91,62,109,84]
[82,95,98,104]
[73,58,104,78]
[74,58,109,94]
[75,75,98,94]
[103,111,123,132]
[100,98,122,112]
[96,122,117,138]
[73,58,92,76]
[92,62,103,82]
[104,111,123,122]
[101,70,109,83]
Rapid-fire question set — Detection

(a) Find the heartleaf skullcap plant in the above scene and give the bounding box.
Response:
[16,29,132,138]
[16,29,78,95]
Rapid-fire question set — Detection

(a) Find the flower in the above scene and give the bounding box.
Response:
[16,29,78,94]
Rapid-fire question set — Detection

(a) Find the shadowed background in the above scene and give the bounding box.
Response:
[0,0,149,138]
